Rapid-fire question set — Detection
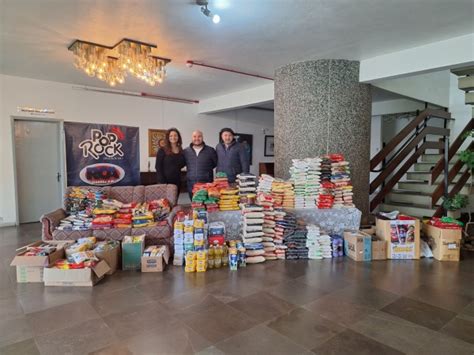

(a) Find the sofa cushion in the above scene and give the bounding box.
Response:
[92,227,132,241]
[145,184,178,206]
[52,229,91,241]
[131,224,172,248]
[108,186,145,204]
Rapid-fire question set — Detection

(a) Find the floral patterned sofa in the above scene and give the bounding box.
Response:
[40,184,178,249]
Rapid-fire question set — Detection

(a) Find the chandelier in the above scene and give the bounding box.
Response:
[68,39,171,87]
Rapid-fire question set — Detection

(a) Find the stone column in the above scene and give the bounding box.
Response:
[274,59,371,217]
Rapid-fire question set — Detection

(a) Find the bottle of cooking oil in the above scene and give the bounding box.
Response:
[208,243,215,269]
[222,244,228,267]
[214,241,222,269]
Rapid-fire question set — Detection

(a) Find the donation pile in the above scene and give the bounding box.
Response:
[306,224,332,259]
[237,173,257,204]
[284,222,308,260]
[273,210,295,259]
[271,180,294,209]
[23,244,57,256]
[57,213,92,231]
[241,204,265,264]
[219,188,240,211]
[132,203,155,228]
[257,193,279,261]
[257,174,274,194]
[331,234,344,257]
[65,188,105,214]
[329,154,354,208]
[290,158,321,208]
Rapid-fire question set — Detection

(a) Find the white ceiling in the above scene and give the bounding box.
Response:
[1,0,473,100]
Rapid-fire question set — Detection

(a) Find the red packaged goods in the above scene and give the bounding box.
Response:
[428,217,463,230]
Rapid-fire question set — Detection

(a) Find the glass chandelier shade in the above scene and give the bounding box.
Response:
[69,39,170,87]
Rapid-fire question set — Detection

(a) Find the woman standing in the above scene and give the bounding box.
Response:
[155,128,186,194]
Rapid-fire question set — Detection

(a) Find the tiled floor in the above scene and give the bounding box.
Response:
[1,223,474,355]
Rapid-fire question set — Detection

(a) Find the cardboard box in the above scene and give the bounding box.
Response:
[361,226,376,236]
[422,223,462,261]
[141,245,170,272]
[344,231,372,261]
[376,217,420,259]
[95,244,120,275]
[44,262,110,287]
[371,237,387,260]
[122,239,145,271]
[10,241,68,283]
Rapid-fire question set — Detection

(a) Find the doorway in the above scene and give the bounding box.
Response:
[13,118,64,224]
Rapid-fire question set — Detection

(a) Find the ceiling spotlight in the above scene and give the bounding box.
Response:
[197,0,220,24]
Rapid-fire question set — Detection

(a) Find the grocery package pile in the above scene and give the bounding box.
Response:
[274,210,295,259]
[426,217,463,230]
[54,237,119,269]
[219,188,240,211]
[271,180,294,209]
[257,174,274,194]
[241,204,265,263]
[65,188,105,214]
[149,199,172,221]
[306,224,332,259]
[330,154,354,208]
[132,203,155,228]
[258,193,279,261]
[331,234,344,257]
[284,222,308,260]
[143,245,167,256]
[22,243,58,256]
[318,157,335,209]
[57,213,92,231]
[237,173,257,204]
[173,218,185,266]
[290,158,321,209]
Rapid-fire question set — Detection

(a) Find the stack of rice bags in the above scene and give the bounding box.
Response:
[304,158,322,208]
[214,172,230,190]
[219,188,240,211]
[290,159,307,209]
[256,193,278,260]
[282,182,295,209]
[257,174,274,194]
[270,179,286,208]
[237,174,257,204]
[329,154,354,208]
[306,225,333,259]
[57,212,92,231]
[241,204,265,264]
[273,210,296,259]
[132,203,155,228]
[284,222,308,260]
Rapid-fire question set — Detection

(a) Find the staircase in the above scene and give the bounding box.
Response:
[452,66,474,105]
[370,108,473,218]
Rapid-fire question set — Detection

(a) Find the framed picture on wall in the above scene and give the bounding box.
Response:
[264,135,274,157]
[148,129,167,157]
[235,133,253,166]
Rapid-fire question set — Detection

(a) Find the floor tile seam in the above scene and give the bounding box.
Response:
[96,299,160,319]
[403,293,472,313]
[377,307,457,332]
[382,296,460,318]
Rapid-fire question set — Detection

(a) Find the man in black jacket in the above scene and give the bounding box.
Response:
[183,130,217,199]
[216,128,250,183]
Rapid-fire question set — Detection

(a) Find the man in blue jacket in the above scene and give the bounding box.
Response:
[216,128,250,183]
[183,130,217,199]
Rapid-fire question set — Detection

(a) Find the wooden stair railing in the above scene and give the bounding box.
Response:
[431,141,473,207]
[369,109,451,212]
[433,169,472,217]
[370,109,451,170]
[370,141,444,211]
[430,118,473,184]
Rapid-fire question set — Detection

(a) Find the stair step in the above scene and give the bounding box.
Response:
[452,66,474,76]
[406,171,465,183]
[398,181,472,194]
[459,76,474,91]
[380,202,436,219]
[386,190,433,206]
[421,154,459,163]
[414,162,455,172]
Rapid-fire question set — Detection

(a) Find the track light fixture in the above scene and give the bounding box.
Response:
[196,0,220,24]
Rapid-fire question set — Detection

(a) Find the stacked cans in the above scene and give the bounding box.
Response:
[241,204,266,264]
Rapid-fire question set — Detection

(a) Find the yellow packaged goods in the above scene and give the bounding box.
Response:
[196,259,207,272]
[184,226,194,233]
[220,188,239,195]
[194,219,205,228]
[174,221,184,230]
[93,208,117,215]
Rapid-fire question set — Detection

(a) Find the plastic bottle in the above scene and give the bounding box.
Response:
[214,241,222,269]
[222,244,228,267]
[208,244,215,269]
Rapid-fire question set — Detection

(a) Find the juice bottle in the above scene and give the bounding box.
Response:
[222,244,228,267]
[208,244,215,269]
[214,241,222,269]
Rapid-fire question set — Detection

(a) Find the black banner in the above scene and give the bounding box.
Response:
[64,122,140,186]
